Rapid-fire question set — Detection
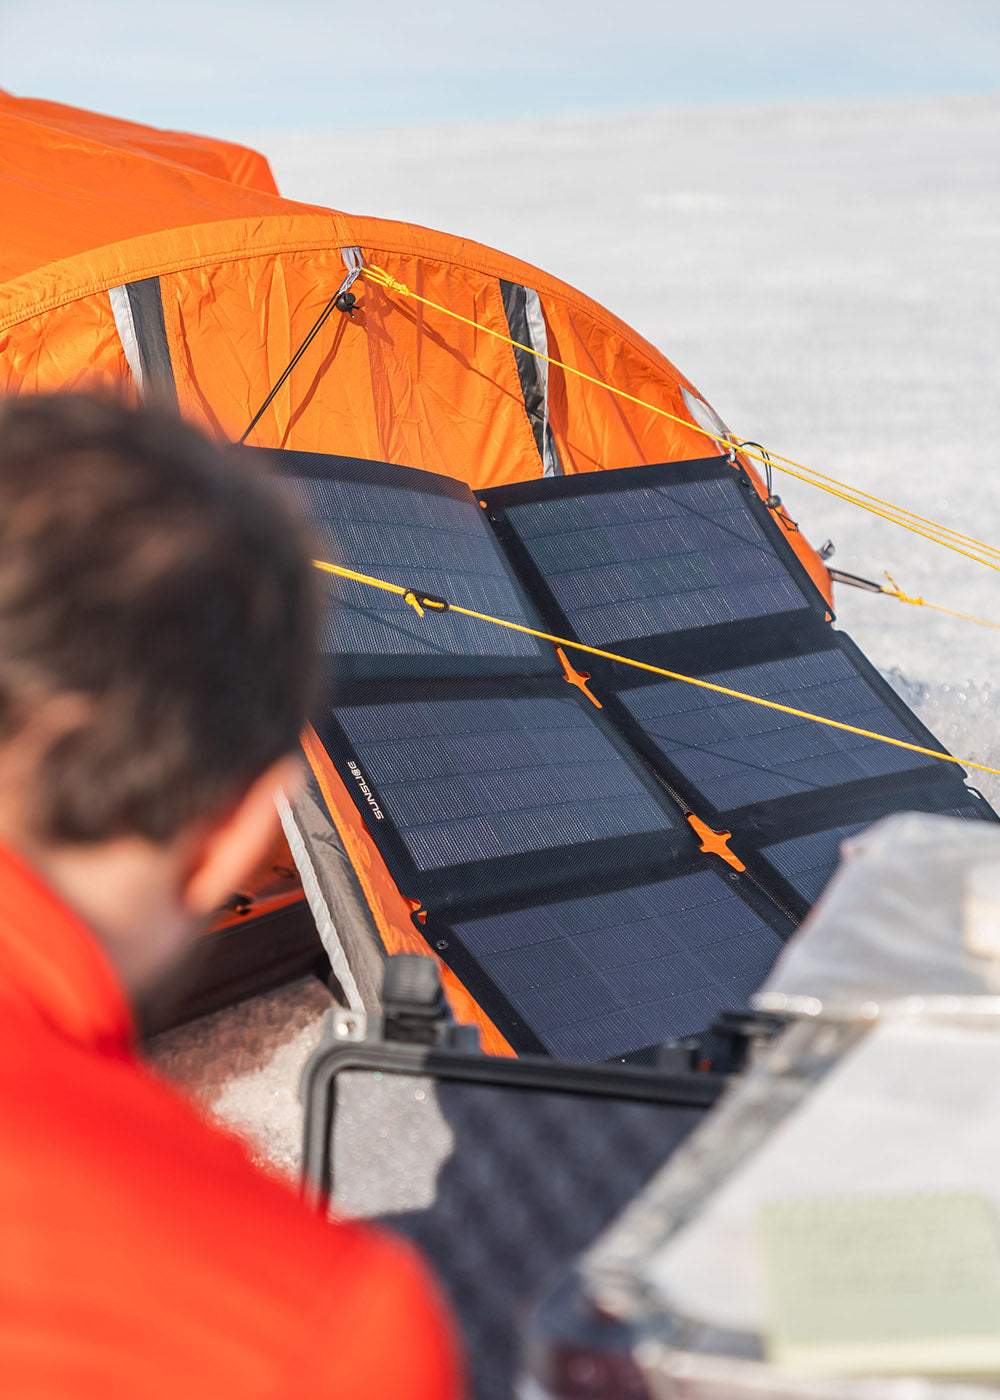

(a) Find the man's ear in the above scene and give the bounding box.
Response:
[182,755,304,918]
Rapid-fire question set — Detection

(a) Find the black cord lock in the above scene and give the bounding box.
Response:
[403,589,450,617]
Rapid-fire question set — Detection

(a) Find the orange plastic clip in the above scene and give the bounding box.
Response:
[686,813,745,872]
[555,646,602,708]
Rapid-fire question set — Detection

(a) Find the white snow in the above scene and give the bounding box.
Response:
[148,977,334,1176]
[150,94,1000,1167]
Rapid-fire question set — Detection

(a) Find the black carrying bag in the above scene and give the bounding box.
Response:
[299,957,762,1400]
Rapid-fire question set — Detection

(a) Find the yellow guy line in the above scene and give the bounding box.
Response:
[882,574,1000,631]
[762,466,1000,573]
[362,265,1000,616]
[360,264,1000,573]
[770,463,1000,562]
[313,559,1000,781]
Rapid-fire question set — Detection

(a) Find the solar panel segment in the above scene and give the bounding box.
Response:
[432,868,789,1060]
[613,647,946,816]
[327,693,683,880]
[484,461,823,651]
[253,449,555,679]
[315,685,702,917]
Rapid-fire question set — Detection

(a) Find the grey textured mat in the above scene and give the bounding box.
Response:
[329,1069,706,1400]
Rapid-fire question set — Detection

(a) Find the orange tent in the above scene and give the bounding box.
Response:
[0,94,831,1050]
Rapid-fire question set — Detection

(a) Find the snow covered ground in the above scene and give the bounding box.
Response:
[149,94,1000,1168]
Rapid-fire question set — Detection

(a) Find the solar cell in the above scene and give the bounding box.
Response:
[446,869,787,1060]
[273,458,552,675]
[497,474,812,644]
[615,650,942,813]
[331,694,681,874]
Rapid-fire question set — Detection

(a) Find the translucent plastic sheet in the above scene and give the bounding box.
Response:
[754,812,1000,1019]
[646,1018,1000,1335]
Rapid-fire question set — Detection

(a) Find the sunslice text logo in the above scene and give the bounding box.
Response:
[347,760,384,820]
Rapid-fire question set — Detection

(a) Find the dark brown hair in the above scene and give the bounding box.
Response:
[0,393,319,843]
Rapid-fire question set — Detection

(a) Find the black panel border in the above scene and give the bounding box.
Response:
[251,445,475,501]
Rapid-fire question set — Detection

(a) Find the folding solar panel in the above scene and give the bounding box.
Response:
[421,865,794,1060]
[315,684,693,912]
[251,448,556,680]
[483,457,829,663]
[253,446,802,1056]
[258,445,994,1062]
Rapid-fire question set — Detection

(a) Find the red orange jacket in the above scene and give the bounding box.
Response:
[0,841,463,1398]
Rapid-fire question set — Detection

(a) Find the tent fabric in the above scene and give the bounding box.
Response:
[0,111,313,287]
[0,94,819,532]
[0,90,279,193]
[0,94,828,597]
[1,210,835,593]
[0,94,833,1047]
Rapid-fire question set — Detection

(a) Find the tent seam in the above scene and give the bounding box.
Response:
[1,231,699,399]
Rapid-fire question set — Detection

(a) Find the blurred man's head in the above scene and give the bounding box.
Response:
[0,393,318,994]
